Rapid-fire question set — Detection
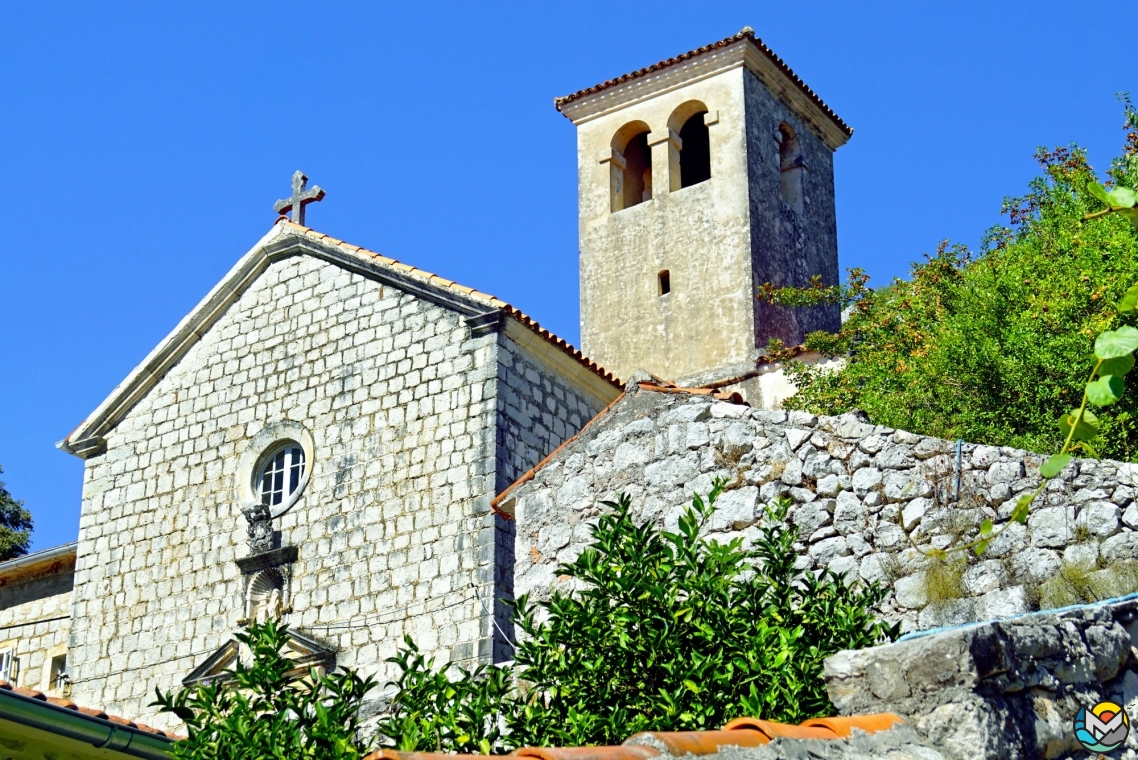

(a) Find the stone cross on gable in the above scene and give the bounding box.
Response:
[273,170,325,226]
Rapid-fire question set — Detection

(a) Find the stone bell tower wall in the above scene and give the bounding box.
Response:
[567,33,847,389]
[575,65,756,387]
[742,69,841,361]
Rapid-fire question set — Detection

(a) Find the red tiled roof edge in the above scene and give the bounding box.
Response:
[0,679,183,739]
[491,391,626,514]
[553,29,852,139]
[362,713,906,760]
[490,383,748,512]
[282,222,622,390]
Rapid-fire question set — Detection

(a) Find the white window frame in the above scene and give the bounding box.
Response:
[0,648,18,685]
[49,653,68,691]
[258,443,306,508]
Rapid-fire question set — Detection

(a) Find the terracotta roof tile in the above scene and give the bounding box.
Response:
[491,391,626,512]
[363,714,907,760]
[0,679,179,739]
[282,223,620,389]
[514,747,660,760]
[795,714,906,737]
[554,29,851,139]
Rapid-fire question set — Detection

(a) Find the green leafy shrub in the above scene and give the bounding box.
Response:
[767,102,1138,463]
[377,482,899,752]
[152,620,378,760]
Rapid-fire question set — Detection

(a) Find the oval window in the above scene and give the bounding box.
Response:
[258,442,306,508]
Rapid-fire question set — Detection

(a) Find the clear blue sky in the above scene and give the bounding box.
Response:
[0,2,1132,551]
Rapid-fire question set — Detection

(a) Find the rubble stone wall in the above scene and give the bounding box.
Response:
[508,384,1138,634]
[825,595,1138,759]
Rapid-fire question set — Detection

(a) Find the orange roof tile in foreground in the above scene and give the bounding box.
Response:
[553,29,852,140]
[280,220,621,390]
[491,383,747,513]
[0,679,181,739]
[362,713,906,760]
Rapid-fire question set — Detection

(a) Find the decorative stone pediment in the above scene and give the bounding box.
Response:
[182,630,335,687]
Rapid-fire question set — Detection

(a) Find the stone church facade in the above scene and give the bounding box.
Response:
[4,28,880,732]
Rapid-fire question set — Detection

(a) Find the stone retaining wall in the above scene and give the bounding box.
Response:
[825,595,1138,759]
[507,382,1138,633]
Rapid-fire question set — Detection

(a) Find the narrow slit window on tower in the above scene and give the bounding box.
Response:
[658,270,671,296]
[778,123,805,213]
[678,111,711,188]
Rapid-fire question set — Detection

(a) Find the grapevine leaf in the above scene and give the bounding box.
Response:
[1119,284,1138,315]
[1086,375,1124,406]
[1059,408,1100,441]
[1108,187,1138,208]
[1010,494,1033,524]
[1040,454,1072,478]
[1095,326,1138,359]
[1088,182,1111,204]
[1100,355,1136,377]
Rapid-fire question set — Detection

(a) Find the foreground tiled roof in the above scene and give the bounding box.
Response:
[363,713,906,760]
[491,382,745,512]
[554,28,852,139]
[0,679,179,739]
[281,221,621,388]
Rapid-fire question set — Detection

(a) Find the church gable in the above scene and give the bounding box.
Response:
[61,220,620,729]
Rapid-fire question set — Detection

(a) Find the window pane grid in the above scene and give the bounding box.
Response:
[259,445,305,507]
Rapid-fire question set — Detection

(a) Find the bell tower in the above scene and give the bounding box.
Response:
[556,28,851,389]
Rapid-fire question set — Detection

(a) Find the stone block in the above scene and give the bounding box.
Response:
[1028,506,1075,547]
[1077,500,1121,538]
[852,467,883,496]
[894,573,928,609]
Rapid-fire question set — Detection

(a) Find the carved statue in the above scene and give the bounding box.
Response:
[254,588,284,624]
[242,503,273,553]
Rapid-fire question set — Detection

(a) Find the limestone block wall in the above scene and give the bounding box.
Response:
[491,329,615,660]
[69,255,502,728]
[0,560,74,695]
[509,386,1138,635]
[494,332,612,494]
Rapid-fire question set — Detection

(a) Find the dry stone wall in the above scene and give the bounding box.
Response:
[509,383,1138,634]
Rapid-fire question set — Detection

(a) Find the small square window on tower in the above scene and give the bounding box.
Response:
[658,270,671,296]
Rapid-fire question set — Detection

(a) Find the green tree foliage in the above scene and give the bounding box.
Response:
[152,620,378,760]
[0,464,33,561]
[767,101,1138,462]
[376,483,898,752]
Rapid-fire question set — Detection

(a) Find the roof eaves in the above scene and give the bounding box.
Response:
[0,680,181,752]
[0,542,78,575]
[62,222,620,455]
[554,29,851,140]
